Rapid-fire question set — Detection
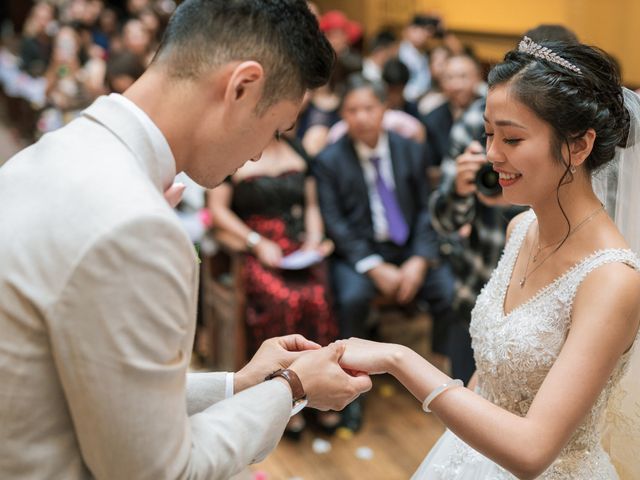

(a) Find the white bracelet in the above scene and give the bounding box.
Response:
[422,379,463,413]
[225,372,234,399]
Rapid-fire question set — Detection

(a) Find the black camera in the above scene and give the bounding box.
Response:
[475,163,502,197]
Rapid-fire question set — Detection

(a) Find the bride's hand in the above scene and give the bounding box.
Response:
[337,338,404,375]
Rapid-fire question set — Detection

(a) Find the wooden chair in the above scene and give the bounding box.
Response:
[198,230,247,371]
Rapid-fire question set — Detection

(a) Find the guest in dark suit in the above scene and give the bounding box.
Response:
[314,76,456,429]
[315,74,455,342]
[422,53,482,176]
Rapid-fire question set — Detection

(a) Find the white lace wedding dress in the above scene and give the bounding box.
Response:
[413,210,640,479]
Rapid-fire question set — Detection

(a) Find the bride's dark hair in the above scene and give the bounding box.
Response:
[489,41,629,174]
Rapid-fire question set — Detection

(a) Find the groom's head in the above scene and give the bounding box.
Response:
[147,0,335,186]
[154,0,334,112]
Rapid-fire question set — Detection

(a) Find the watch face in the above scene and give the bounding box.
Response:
[291,398,308,416]
[247,231,261,248]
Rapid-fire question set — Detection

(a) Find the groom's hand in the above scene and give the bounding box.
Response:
[288,342,372,411]
[234,334,321,393]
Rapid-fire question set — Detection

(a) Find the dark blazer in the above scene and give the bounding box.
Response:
[422,101,454,167]
[313,130,440,268]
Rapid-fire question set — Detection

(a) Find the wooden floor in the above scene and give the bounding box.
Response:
[249,376,445,480]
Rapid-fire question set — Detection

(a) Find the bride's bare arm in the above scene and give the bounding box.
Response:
[340,264,640,479]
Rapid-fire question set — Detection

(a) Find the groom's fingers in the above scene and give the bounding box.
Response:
[348,372,373,394]
[278,334,321,352]
[330,341,346,361]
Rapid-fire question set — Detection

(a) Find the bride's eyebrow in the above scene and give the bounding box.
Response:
[483,115,527,129]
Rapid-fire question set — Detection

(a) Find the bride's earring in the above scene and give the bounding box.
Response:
[570,165,577,174]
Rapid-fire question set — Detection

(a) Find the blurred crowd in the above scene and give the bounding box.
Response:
[1,0,172,138]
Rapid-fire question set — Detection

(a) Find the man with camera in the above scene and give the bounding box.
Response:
[429,97,525,385]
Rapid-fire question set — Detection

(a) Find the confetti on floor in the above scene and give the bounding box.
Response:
[355,446,374,460]
[312,438,332,454]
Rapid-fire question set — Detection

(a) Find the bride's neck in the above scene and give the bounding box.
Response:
[531,183,602,246]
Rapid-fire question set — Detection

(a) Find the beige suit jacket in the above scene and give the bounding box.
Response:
[0,96,291,479]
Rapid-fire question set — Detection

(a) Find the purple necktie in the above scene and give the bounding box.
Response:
[370,156,409,246]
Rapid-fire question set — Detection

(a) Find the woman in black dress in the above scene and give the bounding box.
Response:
[209,135,339,437]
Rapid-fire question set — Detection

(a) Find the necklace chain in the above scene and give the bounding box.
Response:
[519,206,605,288]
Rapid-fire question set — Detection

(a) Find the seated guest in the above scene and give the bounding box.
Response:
[105,51,145,94]
[417,44,451,116]
[398,15,441,102]
[381,57,422,120]
[318,10,363,75]
[362,30,398,84]
[422,52,482,187]
[297,52,359,156]
[314,75,456,430]
[19,2,55,77]
[209,136,339,438]
[296,82,341,157]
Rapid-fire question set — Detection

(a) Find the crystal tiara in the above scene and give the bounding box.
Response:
[518,36,582,74]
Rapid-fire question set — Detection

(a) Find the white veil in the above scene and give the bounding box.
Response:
[593,87,640,480]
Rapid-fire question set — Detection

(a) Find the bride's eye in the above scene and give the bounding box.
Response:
[503,138,522,145]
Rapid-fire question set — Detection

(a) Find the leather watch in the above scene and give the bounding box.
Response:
[265,368,308,415]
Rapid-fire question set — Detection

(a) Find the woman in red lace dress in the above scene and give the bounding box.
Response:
[208,135,339,436]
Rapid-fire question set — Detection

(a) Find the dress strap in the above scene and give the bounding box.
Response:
[574,248,640,278]
[504,209,536,257]
[563,249,640,306]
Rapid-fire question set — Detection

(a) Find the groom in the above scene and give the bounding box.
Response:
[0,1,371,479]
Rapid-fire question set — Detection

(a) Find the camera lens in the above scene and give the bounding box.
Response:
[475,163,502,197]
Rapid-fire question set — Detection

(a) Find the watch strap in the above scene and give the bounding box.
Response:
[265,368,306,403]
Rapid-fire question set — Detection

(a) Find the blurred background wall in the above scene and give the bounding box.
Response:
[315,0,640,87]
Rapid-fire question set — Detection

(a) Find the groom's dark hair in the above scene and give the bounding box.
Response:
[152,0,335,112]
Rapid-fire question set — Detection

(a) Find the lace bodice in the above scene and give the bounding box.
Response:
[468,209,640,479]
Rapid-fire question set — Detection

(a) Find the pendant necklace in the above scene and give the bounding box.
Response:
[519,205,605,288]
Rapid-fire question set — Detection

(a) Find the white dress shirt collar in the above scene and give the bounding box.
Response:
[82,94,177,192]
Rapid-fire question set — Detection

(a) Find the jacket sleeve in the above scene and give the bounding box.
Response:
[429,161,477,236]
[48,214,291,480]
[186,372,227,416]
[313,154,378,267]
[406,141,440,260]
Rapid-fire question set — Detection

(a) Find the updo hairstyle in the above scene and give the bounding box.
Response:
[488,41,630,176]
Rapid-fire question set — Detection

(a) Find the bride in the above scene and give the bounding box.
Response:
[337,37,640,479]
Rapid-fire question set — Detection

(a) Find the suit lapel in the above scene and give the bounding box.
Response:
[387,133,412,221]
[344,136,372,205]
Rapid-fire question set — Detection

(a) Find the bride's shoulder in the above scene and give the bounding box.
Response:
[572,258,640,348]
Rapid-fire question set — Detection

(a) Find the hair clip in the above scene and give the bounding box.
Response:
[518,36,582,74]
